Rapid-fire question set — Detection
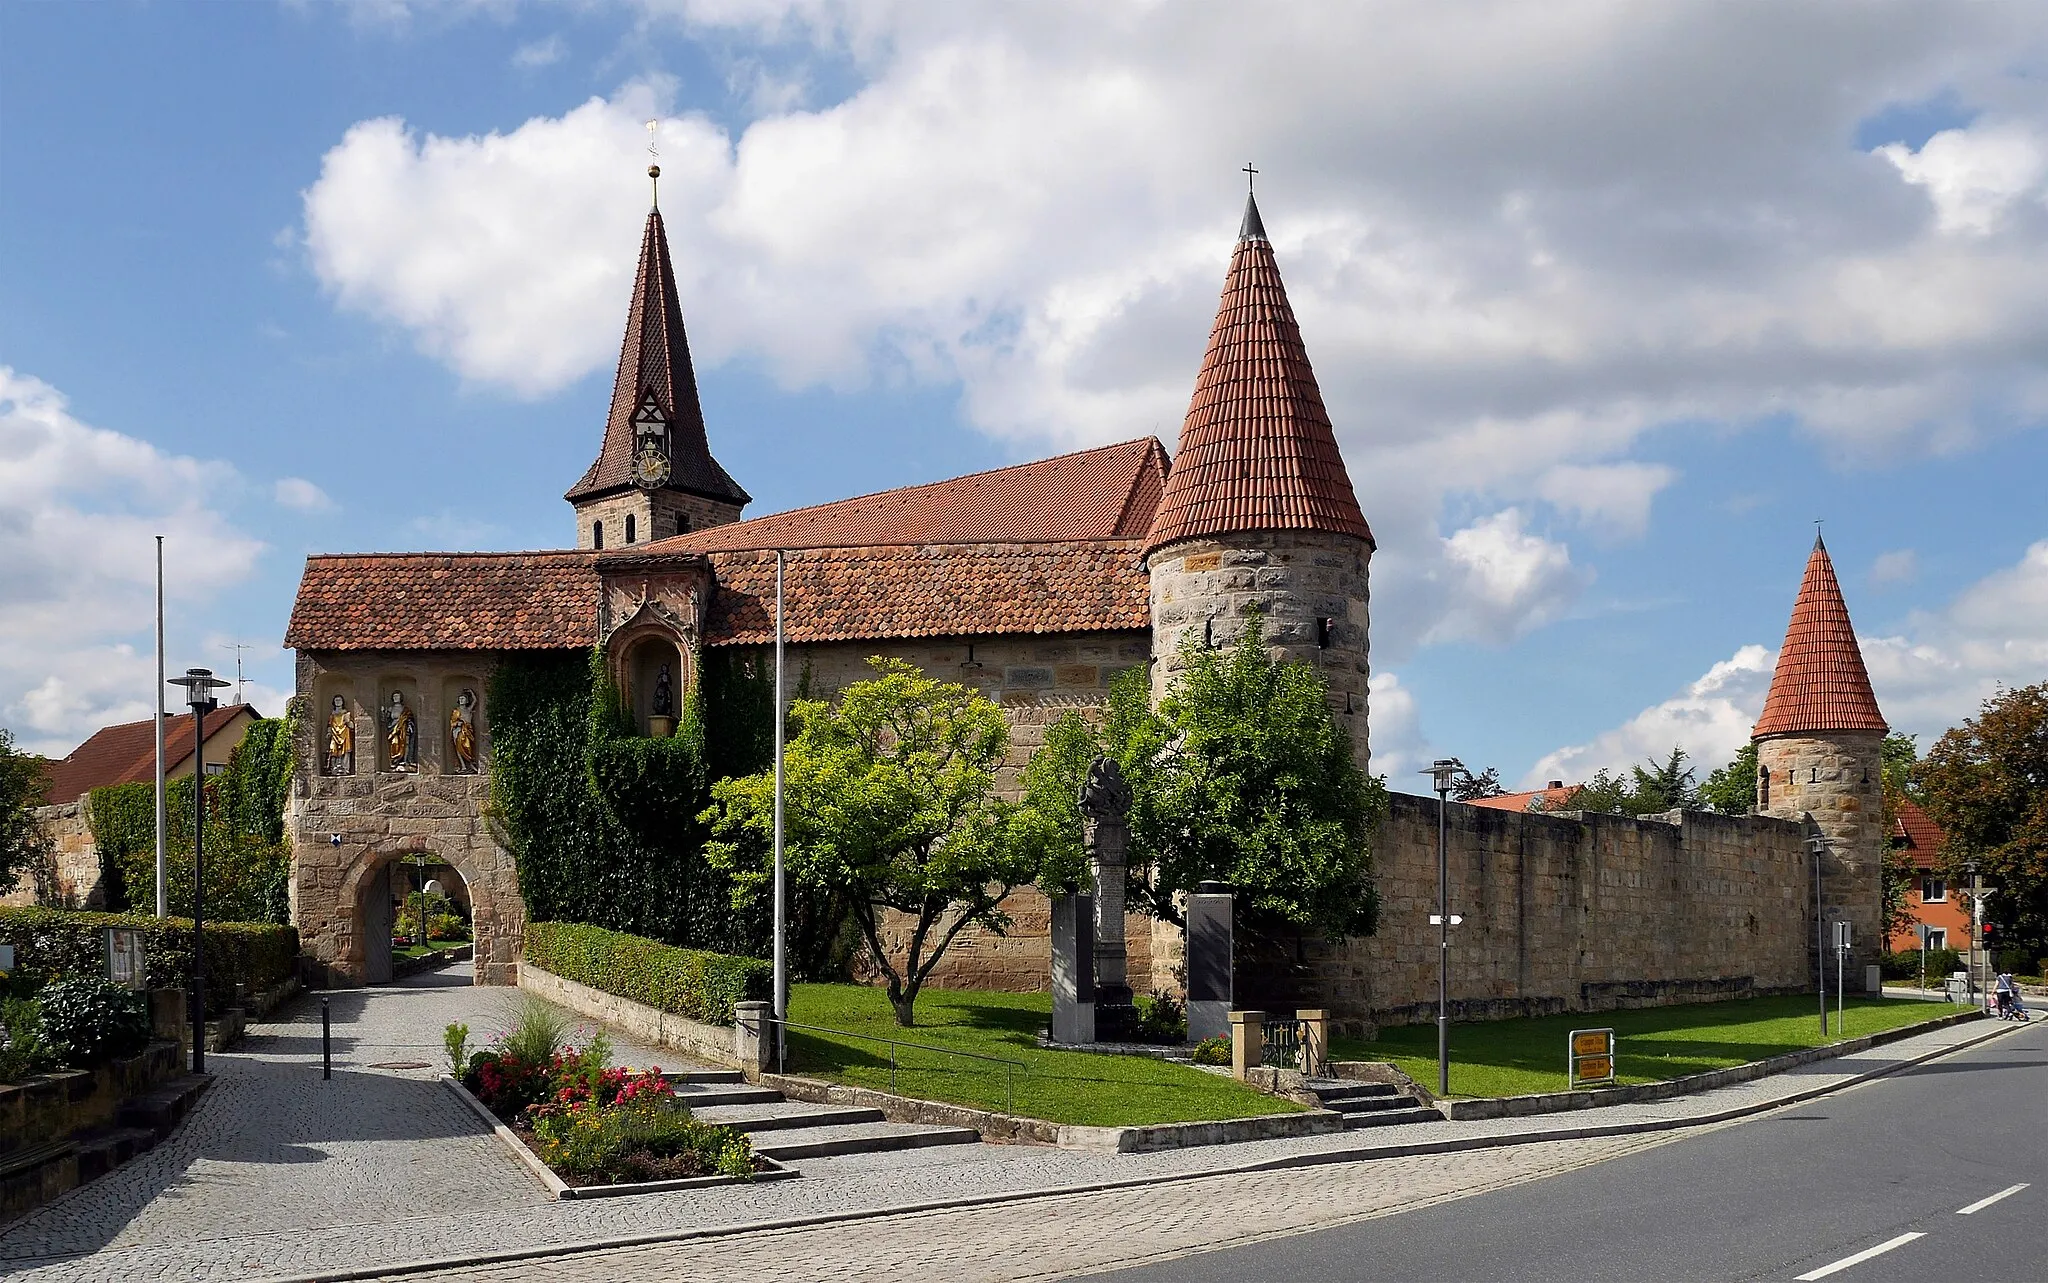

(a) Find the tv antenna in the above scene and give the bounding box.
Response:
[219,641,252,704]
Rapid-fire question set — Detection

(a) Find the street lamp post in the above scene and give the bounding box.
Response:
[167,666,229,1074]
[1422,758,1465,1097]
[1806,821,1829,1036]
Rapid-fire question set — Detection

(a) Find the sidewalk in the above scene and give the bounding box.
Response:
[0,981,2020,1283]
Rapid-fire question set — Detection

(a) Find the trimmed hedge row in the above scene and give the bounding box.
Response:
[0,906,298,1015]
[523,921,770,1027]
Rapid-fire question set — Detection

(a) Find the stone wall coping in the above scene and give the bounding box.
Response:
[517,960,741,1071]
[1335,1006,1986,1122]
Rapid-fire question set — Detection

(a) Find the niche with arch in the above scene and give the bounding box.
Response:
[622,634,688,737]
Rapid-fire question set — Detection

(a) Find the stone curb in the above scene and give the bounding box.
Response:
[264,1016,2026,1283]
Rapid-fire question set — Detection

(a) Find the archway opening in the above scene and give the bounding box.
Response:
[355,851,475,985]
[624,635,686,736]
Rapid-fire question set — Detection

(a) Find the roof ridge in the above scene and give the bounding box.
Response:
[302,550,600,563]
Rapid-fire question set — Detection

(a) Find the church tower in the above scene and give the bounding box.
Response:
[1752,534,1889,991]
[568,178,750,549]
[1145,190,1376,765]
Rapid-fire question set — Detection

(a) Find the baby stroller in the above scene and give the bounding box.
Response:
[1994,976,2031,1021]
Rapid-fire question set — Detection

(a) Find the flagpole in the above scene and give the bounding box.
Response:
[154,535,167,918]
[772,550,787,1059]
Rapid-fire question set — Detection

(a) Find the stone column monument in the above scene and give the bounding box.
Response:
[1079,756,1140,1041]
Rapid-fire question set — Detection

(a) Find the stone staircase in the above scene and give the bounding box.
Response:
[1305,1077,1439,1129]
[668,1071,981,1161]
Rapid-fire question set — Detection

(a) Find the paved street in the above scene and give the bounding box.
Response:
[1096,1014,2048,1283]
[0,970,2026,1283]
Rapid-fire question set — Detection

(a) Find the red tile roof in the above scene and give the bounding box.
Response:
[41,705,257,806]
[652,439,1169,553]
[1754,536,1887,738]
[566,206,749,507]
[284,552,602,651]
[1467,783,1583,813]
[1892,797,1947,867]
[701,543,1149,645]
[1144,193,1373,555]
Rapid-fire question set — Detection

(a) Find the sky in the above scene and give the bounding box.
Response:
[3,1,2047,791]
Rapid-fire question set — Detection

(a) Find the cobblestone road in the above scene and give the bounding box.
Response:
[364,1132,1682,1283]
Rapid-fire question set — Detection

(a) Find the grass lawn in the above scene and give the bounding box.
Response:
[392,940,469,959]
[783,984,1299,1128]
[1330,994,1963,1099]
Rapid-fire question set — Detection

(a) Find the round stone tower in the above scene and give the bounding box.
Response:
[1144,191,1375,766]
[1752,534,1889,992]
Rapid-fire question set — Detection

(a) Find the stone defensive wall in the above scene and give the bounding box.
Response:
[1307,792,1813,1031]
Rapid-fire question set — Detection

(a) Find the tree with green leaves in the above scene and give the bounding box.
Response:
[1699,742,1760,815]
[1545,747,1698,817]
[703,659,1045,1026]
[1020,615,1385,943]
[1920,683,2048,959]
[0,726,53,899]
[1451,767,1505,802]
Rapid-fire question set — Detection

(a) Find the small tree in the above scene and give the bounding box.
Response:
[1022,616,1384,941]
[703,659,1038,1026]
[0,726,51,899]
[1450,767,1505,802]
[1699,742,1760,815]
[1920,683,2048,958]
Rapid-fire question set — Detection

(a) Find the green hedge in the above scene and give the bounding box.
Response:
[523,921,769,1027]
[0,906,298,1015]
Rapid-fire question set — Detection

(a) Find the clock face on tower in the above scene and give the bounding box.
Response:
[632,443,672,489]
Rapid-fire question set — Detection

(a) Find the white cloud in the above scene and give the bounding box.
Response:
[511,35,566,68]
[1870,548,1918,586]
[1366,671,1431,781]
[301,5,2048,651]
[1522,644,1775,788]
[0,367,263,755]
[1877,123,2047,235]
[1423,509,1590,646]
[1525,537,2048,784]
[273,476,337,513]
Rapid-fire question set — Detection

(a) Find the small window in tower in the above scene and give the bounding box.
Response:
[626,514,637,544]
[1758,765,1770,808]
[676,513,690,536]
[593,521,605,550]
[1317,618,1334,649]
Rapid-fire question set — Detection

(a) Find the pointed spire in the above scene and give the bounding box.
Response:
[566,207,750,506]
[1753,535,1887,738]
[1143,194,1372,555]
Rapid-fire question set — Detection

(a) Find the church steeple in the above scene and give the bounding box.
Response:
[569,197,749,548]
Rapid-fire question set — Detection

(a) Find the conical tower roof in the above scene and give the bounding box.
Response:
[567,206,750,506]
[1753,535,1887,738]
[1143,191,1372,555]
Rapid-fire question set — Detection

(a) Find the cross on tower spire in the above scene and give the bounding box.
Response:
[1242,162,1258,191]
[647,119,661,206]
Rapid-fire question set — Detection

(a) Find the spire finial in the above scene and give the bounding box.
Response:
[1243,161,1258,192]
[647,119,661,206]
[1814,518,1825,549]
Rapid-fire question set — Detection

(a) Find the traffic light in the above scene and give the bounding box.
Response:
[1982,922,1998,946]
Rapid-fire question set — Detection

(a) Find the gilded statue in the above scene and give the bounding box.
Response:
[449,688,479,774]
[324,695,354,777]
[385,691,418,771]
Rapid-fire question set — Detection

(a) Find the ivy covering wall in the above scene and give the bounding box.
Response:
[85,715,295,922]
[487,648,779,960]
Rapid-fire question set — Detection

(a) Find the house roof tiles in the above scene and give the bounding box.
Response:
[1754,536,1888,738]
[40,705,257,806]
[284,552,603,652]
[1143,192,1373,555]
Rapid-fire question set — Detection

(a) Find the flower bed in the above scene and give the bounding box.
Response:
[449,1001,786,1195]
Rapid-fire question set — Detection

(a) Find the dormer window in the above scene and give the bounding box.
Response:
[630,392,671,489]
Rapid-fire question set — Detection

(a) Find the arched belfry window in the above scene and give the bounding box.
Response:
[593,520,605,550]
[625,513,637,544]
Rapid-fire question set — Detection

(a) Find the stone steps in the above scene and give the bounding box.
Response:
[691,1101,887,1133]
[749,1120,982,1161]
[117,1074,212,1140]
[1337,1105,1443,1129]
[671,1084,786,1108]
[1306,1077,1435,1130]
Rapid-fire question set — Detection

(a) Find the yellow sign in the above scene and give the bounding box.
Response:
[1572,1031,1609,1057]
[1576,1055,1613,1082]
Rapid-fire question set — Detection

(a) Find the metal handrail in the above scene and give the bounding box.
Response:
[769,1017,1023,1113]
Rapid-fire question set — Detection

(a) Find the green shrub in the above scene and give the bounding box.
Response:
[523,921,770,1026]
[0,906,297,1015]
[36,977,150,1068]
[1883,947,1961,981]
[1135,992,1187,1044]
[530,1095,754,1183]
[498,993,574,1070]
[1189,1036,1232,1066]
[444,1022,470,1075]
[1997,949,2030,977]
[0,997,50,1082]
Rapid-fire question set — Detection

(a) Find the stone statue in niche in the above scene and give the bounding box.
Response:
[385,691,418,771]
[653,663,676,718]
[448,689,479,774]
[324,695,354,777]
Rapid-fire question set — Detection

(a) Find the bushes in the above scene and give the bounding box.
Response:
[1883,947,1962,981]
[0,906,297,1015]
[35,977,150,1067]
[523,921,769,1026]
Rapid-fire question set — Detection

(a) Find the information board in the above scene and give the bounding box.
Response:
[1568,1027,1616,1088]
[105,927,147,991]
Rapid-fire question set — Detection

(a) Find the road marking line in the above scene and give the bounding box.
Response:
[1795,1232,1926,1280]
[1957,1183,2029,1214]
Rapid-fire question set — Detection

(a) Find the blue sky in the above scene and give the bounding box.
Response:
[4,2,2046,788]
